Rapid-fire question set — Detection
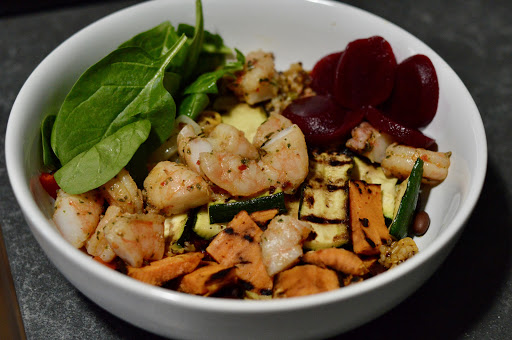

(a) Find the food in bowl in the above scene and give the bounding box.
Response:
[39,0,451,299]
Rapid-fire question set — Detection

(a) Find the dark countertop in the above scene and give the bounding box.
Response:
[1,1,511,339]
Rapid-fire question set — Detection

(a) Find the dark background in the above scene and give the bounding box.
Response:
[1,1,511,339]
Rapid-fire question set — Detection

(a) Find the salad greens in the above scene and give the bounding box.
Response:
[52,39,187,166]
[179,49,245,119]
[54,120,151,194]
[43,0,243,194]
[41,114,59,170]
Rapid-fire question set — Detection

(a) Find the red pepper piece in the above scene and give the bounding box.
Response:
[39,172,60,199]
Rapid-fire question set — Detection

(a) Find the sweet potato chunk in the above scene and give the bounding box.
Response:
[273,265,339,298]
[250,209,279,226]
[178,263,237,296]
[206,211,273,293]
[349,180,391,255]
[127,252,203,286]
[302,248,368,276]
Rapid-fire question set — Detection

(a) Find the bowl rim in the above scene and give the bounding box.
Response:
[5,0,488,314]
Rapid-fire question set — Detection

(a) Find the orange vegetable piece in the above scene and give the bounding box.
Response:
[249,209,279,226]
[127,252,203,286]
[206,211,273,294]
[178,263,237,296]
[302,248,368,276]
[349,180,391,255]
[273,265,339,298]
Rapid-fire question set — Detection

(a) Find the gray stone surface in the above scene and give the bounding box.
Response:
[0,0,511,339]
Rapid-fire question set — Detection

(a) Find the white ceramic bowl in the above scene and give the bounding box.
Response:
[6,0,487,339]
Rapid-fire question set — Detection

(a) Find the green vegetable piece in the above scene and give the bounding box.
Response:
[192,206,225,240]
[163,71,182,97]
[181,0,204,83]
[389,158,424,239]
[178,49,244,118]
[54,120,151,194]
[183,49,244,95]
[118,21,181,59]
[177,23,231,55]
[52,36,187,165]
[178,93,210,120]
[40,114,60,170]
[209,191,287,224]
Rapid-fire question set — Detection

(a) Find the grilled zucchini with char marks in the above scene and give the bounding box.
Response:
[299,149,352,250]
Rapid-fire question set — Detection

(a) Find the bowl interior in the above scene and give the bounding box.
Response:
[6,0,486,326]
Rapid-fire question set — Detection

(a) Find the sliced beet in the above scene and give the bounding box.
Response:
[282,95,362,145]
[383,54,439,128]
[334,36,397,109]
[363,106,435,149]
[310,51,343,96]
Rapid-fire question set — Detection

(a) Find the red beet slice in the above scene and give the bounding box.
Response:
[384,54,439,128]
[364,106,435,148]
[282,95,363,145]
[310,51,343,95]
[334,36,397,109]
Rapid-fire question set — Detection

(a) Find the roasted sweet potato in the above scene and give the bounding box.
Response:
[206,211,273,293]
[302,248,368,276]
[127,252,203,286]
[178,262,237,296]
[349,180,391,255]
[249,209,279,226]
[273,265,339,298]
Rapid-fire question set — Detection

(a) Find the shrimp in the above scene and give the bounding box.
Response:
[144,161,211,216]
[208,123,259,159]
[178,123,258,175]
[346,122,395,164]
[260,215,311,276]
[104,213,165,268]
[381,143,451,185]
[200,122,308,196]
[229,50,279,105]
[199,152,270,197]
[177,124,213,175]
[85,205,121,262]
[53,189,104,248]
[98,168,143,214]
[252,113,293,148]
[260,124,309,194]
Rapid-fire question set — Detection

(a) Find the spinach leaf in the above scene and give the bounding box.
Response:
[178,49,244,119]
[41,114,60,170]
[51,36,187,165]
[177,23,231,55]
[183,49,245,95]
[181,0,204,83]
[118,21,181,59]
[54,120,151,194]
[163,71,182,97]
[178,93,210,120]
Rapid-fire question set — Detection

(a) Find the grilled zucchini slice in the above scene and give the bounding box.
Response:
[352,157,398,219]
[192,205,226,240]
[299,149,352,250]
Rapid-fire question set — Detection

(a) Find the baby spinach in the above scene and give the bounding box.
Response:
[41,114,59,170]
[184,49,244,95]
[118,21,181,59]
[54,120,151,194]
[177,23,231,55]
[179,49,244,119]
[44,0,242,195]
[52,36,187,165]
[181,0,204,83]
[178,93,210,120]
